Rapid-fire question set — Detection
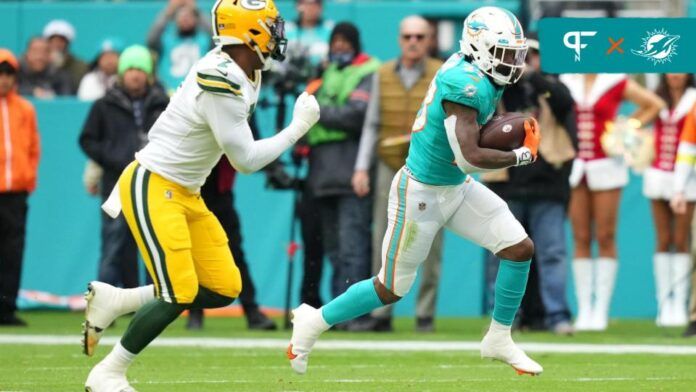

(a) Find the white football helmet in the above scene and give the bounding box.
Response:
[460,6,528,85]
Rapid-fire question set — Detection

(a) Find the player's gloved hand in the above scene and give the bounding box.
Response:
[514,117,540,166]
[291,92,320,132]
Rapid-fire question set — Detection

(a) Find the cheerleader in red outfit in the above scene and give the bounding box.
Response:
[561,74,664,331]
[645,74,696,327]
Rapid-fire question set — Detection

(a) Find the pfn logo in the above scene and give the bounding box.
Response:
[563,31,597,61]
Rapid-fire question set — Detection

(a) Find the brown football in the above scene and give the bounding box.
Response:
[479,112,531,151]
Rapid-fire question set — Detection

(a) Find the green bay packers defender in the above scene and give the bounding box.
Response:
[82,0,320,390]
[288,6,543,376]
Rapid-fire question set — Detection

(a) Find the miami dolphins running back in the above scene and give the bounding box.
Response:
[81,0,320,390]
[288,6,543,376]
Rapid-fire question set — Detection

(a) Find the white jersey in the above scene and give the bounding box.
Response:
[136,47,262,191]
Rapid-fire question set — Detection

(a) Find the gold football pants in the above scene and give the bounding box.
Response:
[118,161,241,304]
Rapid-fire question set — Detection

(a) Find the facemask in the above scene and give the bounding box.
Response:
[329,51,355,68]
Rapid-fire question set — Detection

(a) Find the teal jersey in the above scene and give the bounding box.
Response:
[158,25,210,94]
[405,53,503,186]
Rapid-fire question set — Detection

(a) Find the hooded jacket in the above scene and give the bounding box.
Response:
[0,49,41,193]
[306,53,377,197]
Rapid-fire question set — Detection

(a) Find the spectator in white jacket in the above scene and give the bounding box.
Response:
[78,39,122,101]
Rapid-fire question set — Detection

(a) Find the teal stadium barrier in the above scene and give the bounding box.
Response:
[0,0,687,318]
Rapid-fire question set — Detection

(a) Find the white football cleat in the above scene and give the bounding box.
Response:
[82,282,126,356]
[287,304,330,375]
[480,324,543,376]
[84,362,136,392]
[83,282,120,356]
[82,282,154,356]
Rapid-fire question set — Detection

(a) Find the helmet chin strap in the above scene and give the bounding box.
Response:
[255,46,272,71]
[244,33,272,71]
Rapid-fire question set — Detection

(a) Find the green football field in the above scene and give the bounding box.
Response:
[2,311,696,391]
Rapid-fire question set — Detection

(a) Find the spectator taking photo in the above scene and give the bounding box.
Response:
[147,0,212,93]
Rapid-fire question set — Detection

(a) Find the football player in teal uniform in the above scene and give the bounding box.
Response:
[288,6,542,376]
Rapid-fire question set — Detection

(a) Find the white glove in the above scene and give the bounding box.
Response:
[291,92,320,132]
[513,147,535,166]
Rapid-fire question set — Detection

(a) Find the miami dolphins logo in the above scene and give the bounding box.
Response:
[631,29,680,65]
[467,19,489,37]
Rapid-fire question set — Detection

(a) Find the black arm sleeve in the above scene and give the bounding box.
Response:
[316,73,374,134]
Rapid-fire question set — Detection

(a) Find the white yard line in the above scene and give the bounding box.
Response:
[1,335,696,355]
[3,377,685,387]
[132,377,691,385]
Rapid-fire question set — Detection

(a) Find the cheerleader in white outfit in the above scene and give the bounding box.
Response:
[561,74,664,331]
[645,74,696,327]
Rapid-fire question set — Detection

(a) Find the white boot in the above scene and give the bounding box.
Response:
[591,258,617,331]
[653,253,672,327]
[83,282,155,356]
[480,320,543,375]
[667,253,692,327]
[85,342,137,392]
[572,259,594,331]
[287,304,330,375]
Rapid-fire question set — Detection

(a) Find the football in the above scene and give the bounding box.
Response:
[479,112,532,151]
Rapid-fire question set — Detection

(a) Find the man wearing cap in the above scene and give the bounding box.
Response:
[0,48,41,326]
[43,19,89,94]
[305,23,379,326]
[79,45,169,290]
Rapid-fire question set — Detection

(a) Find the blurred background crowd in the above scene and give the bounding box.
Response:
[2,0,696,339]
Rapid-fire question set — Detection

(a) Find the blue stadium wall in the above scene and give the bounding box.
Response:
[0,1,684,318]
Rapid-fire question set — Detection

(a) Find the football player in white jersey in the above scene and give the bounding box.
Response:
[82,1,320,390]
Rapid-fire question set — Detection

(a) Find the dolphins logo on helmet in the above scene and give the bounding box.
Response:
[459,6,527,85]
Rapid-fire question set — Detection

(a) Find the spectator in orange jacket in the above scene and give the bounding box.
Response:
[0,48,41,326]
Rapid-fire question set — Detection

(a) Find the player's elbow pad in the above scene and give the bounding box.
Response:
[444,115,496,175]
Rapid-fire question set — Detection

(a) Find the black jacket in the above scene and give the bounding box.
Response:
[307,73,374,198]
[79,84,169,198]
[18,59,72,97]
[487,72,578,204]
